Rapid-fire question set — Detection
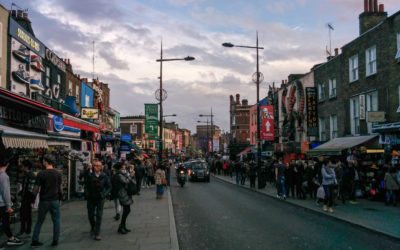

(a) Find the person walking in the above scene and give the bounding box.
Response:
[113,162,134,234]
[248,161,257,189]
[111,163,122,221]
[0,158,24,247]
[135,160,145,195]
[86,160,111,241]
[146,160,154,187]
[321,159,337,213]
[234,160,242,185]
[295,160,305,199]
[384,167,399,206]
[275,159,286,199]
[31,154,62,247]
[155,166,166,199]
[18,160,37,238]
[285,160,296,198]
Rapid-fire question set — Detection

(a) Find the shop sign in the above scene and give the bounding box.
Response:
[81,108,99,119]
[367,111,385,123]
[53,116,64,132]
[359,95,366,120]
[0,105,50,130]
[8,18,45,57]
[45,48,66,72]
[260,105,274,141]
[121,134,132,142]
[145,104,158,138]
[306,87,318,136]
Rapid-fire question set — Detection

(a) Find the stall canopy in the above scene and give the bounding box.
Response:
[0,125,48,149]
[307,135,378,156]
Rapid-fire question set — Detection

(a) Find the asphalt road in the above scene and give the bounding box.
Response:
[170,176,400,250]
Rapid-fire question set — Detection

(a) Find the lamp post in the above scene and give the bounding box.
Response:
[223,31,264,169]
[197,119,210,153]
[156,42,194,166]
[199,108,214,155]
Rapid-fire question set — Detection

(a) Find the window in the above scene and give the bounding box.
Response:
[68,81,73,95]
[318,83,325,101]
[329,78,336,98]
[57,74,61,84]
[85,95,90,107]
[319,118,326,141]
[349,55,358,82]
[350,97,360,135]
[232,116,236,126]
[365,46,377,76]
[45,67,50,88]
[330,115,338,139]
[366,91,378,134]
[396,33,400,61]
[75,85,79,100]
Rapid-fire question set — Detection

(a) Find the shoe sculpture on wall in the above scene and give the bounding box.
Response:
[12,68,30,85]
[30,55,45,72]
[13,45,30,63]
[30,75,45,91]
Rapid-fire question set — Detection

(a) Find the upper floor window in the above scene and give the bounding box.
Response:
[57,74,61,84]
[330,115,338,139]
[319,118,326,141]
[68,81,73,95]
[232,116,236,126]
[318,83,325,101]
[350,97,360,135]
[396,33,400,62]
[349,55,358,82]
[45,67,51,87]
[329,78,336,98]
[365,46,377,76]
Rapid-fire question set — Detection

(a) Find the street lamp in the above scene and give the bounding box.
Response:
[156,42,194,166]
[199,108,214,155]
[197,119,210,153]
[223,31,264,170]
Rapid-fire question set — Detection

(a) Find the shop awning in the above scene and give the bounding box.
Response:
[237,147,251,157]
[0,125,48,149]
[101,134,116,142]
[307,135,378,156]
[372,122,400,133]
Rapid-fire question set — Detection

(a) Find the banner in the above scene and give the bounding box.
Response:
[306,87,318,136]
[145,104,158,138]
[260,105,274,141]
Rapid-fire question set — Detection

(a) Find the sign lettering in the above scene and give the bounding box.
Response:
[306,87,318,136]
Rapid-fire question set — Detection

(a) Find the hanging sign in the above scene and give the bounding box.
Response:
[53,116,64,132]
[81,108,99,119]
[359,95,366,120]
[260,105,274,141]
[145,104,158,138]
[306,87,318,136]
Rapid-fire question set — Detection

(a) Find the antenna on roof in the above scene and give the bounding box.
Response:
[326,23,334,57]
[92,40,95,81]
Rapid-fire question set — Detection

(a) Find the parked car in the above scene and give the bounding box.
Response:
[189,160,210,182]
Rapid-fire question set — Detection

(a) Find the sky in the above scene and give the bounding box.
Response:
[1,0,398,134]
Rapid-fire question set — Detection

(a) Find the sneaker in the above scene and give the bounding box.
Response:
[94,235,101,241]
[282,195,286,200]
[30,55,45,72]
[323,205,328,211]
[276,194,281,199]
[17,232,31,239]
[12,68,30,85]
[30,76,45,91]
[31,241,43,247]
[13,45,30,63]
[329,207,334,213]
[51,240,58,246]
[7,237,23,246]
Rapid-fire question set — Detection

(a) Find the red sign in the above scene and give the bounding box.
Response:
[260,105,274,141]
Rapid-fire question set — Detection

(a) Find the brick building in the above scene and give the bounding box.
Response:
[229,94,251,144]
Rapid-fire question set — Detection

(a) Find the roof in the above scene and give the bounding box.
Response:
[307,135,378,156]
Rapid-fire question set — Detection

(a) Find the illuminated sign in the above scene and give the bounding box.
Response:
[81,108,99,119]
[8,18,45,57]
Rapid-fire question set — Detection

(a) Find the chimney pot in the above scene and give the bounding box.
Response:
[364,0,368,12]
[334,48,339,56]
[374,0,378,12]
[17,10,22,17]
[23,12,28,19]
[369,0,373,12]
[379,4,384,12]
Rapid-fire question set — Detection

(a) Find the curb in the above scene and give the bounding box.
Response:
[213,176,400,242]
[167,187,180,250]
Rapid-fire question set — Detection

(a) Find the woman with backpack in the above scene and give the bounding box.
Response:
[155,165,166,199]
[113,162,134,234]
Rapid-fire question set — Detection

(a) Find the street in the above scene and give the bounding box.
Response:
[170,176,400,250]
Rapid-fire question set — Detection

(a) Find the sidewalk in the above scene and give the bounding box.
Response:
[0,186,179,250]
[214,174,400,240]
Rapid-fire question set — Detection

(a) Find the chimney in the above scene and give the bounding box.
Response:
[17,10,22,17]
[379,4,384,12]
[67,59,70,65]
[236,94,240,104]
[242,99,248,106]
[334,48,339,56]
[12,10,16,17]
[23,12,28,19]
[359,0,387,35]
[364,0,368,12]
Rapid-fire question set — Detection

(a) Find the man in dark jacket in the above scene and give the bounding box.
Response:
[86,160,111,241]
[134,160,145,195]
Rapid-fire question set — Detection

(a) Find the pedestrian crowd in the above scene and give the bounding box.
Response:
[207,154,400,214]
[0,154,168,249]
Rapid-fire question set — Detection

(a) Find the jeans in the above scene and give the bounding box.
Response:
[114,199,121,215]
[32,200,60,242]
[276,176,286,196]
[87,199,105,235]
[323,185,334,207]
[386,190,397,204]
[235,172,241,184]
[20,192,35,234]
[142,176,147,186]
[0,206,12,238]
[120,205,131,227]
[136,177,143,193]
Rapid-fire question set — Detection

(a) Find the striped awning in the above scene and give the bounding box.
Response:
[0,125,48,149]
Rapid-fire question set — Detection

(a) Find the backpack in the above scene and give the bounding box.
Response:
[127,178,138,196]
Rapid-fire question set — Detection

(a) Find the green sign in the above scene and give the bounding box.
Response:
[145,104,158,138]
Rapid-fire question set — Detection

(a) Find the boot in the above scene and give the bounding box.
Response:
[323,205,328,211]
[118,225,127,234]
